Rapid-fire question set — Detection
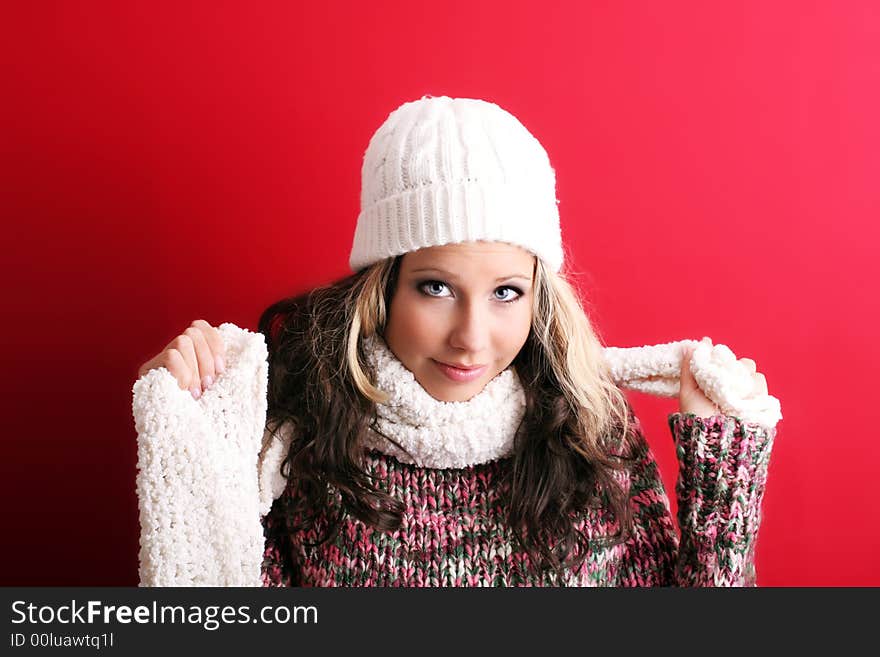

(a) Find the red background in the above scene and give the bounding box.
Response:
[3,1,878,586]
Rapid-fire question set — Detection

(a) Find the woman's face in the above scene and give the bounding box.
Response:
[384,241,535,402]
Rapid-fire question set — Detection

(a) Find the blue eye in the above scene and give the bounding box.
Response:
[417,281,523,304]
[494,286,523,303]
[419,280,450,297]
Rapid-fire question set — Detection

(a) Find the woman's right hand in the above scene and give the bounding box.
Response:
[137,319,227,400]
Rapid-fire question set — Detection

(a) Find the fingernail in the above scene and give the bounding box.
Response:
[191,387,201,400]
[202,375,213,389]
[215,354,225,374]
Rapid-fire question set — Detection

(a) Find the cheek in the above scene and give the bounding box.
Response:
[388,292,440,348]
[508,299,532,343]
[499,304,532,354]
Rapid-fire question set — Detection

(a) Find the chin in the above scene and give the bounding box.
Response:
[430,379,486,403]
[418,360,497,402]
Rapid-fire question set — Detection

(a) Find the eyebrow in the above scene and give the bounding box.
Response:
[409,268,533,283]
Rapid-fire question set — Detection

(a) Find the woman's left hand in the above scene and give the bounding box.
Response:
[678,338,769,418]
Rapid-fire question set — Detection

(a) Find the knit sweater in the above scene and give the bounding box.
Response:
[259,411,775,587]
[133,323,778,587]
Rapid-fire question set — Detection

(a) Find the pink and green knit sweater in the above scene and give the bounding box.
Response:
[260,411,776,587]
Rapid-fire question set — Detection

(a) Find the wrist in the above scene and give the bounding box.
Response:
[679,400,721,418]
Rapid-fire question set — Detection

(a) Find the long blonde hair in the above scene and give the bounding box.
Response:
[259,251,639,581]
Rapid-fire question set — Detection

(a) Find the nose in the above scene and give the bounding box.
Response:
[448,300,489,355]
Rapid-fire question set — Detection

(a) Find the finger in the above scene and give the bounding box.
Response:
[171,334,201,396]
[679,346,698,394]
[184,326,216,390]
[739,357,757,374]
[192,319,226,374]
[164,348,192,391]
[680,346,693,373]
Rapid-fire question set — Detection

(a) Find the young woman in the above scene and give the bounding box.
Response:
[135,95,779,586]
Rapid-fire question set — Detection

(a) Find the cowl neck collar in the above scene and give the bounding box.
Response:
[360,333,527,469]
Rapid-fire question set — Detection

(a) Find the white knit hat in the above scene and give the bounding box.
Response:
[349,95,564,273]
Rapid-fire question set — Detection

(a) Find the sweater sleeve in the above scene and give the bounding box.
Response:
[666,412,777,586]
[260,498,296,587]
[617,410,777,586]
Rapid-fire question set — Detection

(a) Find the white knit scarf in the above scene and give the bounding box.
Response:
[360,333,527,469]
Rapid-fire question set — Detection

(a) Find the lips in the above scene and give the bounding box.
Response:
[437,360,486,371]
[433,359,488,383]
